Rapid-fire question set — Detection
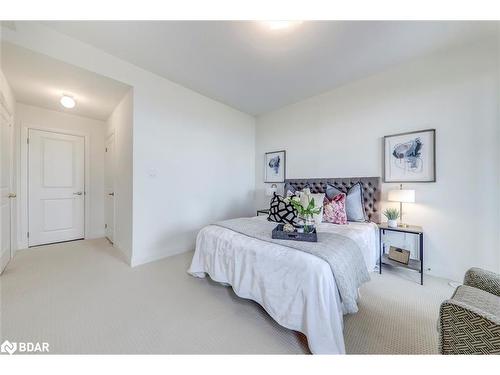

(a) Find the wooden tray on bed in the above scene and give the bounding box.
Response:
[271,224,318,242]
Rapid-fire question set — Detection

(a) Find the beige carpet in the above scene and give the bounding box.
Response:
[0,238,453,354]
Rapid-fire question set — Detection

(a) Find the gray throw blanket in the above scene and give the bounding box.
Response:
[214,217,370,314]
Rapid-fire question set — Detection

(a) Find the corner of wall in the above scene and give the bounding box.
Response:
[106,88,134,265]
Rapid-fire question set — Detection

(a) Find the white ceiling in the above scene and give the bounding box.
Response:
[42,21,497,116]
[1,41,131,121]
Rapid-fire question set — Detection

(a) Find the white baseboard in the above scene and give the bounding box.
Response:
[107,241,132,266]
[130,248,192,268]
[87,231,105,239]
[0,250,11,273]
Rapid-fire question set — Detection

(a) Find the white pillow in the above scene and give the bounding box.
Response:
[310,193,325,225]
[297,190,325,225]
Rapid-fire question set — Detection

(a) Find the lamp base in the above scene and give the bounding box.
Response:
[398,201,409,227]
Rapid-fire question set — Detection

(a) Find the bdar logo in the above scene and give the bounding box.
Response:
[1,340,17,355]
[0,340,49,354]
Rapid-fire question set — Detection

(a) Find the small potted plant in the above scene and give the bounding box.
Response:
[383,208,400,228]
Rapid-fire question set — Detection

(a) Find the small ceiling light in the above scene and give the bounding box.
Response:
[60,95,76,109]
[262,21,303,30]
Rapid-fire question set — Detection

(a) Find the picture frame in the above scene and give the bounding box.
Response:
[264,150,286,183]
[383,129,436,183]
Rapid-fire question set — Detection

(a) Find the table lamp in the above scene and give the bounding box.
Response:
[387,184,415,227]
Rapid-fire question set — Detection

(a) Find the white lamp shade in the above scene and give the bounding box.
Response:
[388,189,415,203]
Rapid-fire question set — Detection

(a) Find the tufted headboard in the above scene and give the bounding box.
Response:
[284,177,382,223]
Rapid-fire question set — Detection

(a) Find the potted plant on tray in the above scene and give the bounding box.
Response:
[383,208,400,228]
[286,189,321,233]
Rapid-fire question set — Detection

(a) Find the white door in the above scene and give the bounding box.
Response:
[28,129,85,246]
[0,98,13,272]
[104,134,115,243]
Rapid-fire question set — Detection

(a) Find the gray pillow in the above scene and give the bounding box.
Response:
[326,182,367,222]
[283,182,296,196]
[284,182,309,197]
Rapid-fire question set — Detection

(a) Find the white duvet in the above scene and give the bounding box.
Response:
[188,216,379,354]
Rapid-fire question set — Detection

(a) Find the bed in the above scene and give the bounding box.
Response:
[188,177,381,354]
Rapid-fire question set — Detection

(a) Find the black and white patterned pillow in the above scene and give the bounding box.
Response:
[267,193,298,225]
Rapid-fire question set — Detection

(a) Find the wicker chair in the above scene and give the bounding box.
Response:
[439,268,500,354]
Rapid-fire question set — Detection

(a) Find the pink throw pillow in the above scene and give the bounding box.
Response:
[323,193,348,225]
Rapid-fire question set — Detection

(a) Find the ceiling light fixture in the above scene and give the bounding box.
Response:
[60,95,76,109]
[262,21,303,31]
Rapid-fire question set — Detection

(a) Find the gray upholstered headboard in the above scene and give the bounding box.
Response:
[284,177,382,223]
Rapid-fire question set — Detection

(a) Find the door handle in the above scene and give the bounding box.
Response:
[73,191,83,196]
[8,193,16,198]
[108,192,115,196]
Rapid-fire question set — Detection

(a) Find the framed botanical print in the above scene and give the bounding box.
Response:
[384,129,436,183]
[264,150,286,183]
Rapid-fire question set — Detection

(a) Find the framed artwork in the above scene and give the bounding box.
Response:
[384,129,436,183]
[264,150,286,183]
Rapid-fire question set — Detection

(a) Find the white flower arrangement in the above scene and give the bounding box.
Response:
[285,188,321,233]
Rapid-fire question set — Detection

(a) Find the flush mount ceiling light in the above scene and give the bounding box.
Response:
[60,95,76,109]
[261,21,303,31]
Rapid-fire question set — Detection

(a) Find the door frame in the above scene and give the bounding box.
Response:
[0,92,14,267]
[105,132,116,244]
[19,125,90,249]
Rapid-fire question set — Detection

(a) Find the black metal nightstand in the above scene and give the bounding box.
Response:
[378,223,424,285]
[256,209,269,216]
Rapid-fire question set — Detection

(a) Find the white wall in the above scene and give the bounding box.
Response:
[131,79,255,267]
[105,90,133,261]
[15,103,106,246]
[256,37,500,282]
[3,23,256,266]
[0,69,15,113]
